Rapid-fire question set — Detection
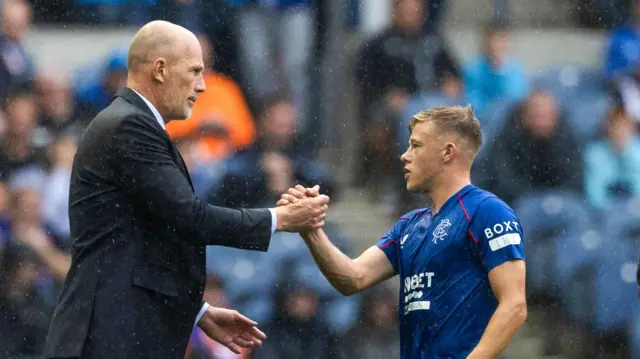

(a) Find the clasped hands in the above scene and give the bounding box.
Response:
[273,184,329,233]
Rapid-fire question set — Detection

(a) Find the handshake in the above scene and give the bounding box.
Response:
[272,184,330,233]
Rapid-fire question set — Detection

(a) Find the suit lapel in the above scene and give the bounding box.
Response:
[171,143,194,190]
[116,87,195,191]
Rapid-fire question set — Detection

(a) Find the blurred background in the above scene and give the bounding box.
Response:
[0,0,639,358]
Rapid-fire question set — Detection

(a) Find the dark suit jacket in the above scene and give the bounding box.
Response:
[43,87,273,359]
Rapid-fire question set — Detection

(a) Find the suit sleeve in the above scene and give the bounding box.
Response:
[109,116,272,250]
[469,198,525,273]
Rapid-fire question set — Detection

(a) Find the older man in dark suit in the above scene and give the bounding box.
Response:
[43,20,329,359]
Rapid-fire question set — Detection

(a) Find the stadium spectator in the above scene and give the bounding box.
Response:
[73,50,128,114]
[585,106,640,209]
[611,60,640,122]
[8,182,71,283]
[232,0,316,134]
[355,0,459,188]
[482,91,583,204]
[34,72,95,139]
[207,96,335,208]
[0,85,48,180]
[0,180,8,255]
[463,21,529,114]
[251,280,339,359]
[0,108,6,139]
[336,286,400,359]
[41,130,79,243]
[605,0,640,79]
[0,0,34,102]
[0,245,55,358]
[167,33,256,164]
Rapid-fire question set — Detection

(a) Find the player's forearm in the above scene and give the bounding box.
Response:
[300,229,363,296]
[467,300,527,359]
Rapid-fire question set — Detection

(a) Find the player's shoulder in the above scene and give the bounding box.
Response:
[397,207,431,225]
[463,186,516,217]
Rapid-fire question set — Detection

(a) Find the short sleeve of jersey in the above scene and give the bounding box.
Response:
[375,220,403,274]
[469,197,525,272]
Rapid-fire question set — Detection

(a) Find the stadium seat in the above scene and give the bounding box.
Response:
[264,232,309,263]
[533,65,607,101]
[602,197,640,252]
[533,65,610,142]
[475,99,517,151]
[205,246,281,301]
[234,296,275,324]
[555,229,602,288]
[591,248,638,332]
[513,190,592,294]
[563,91,611,142]
[630,302,640,359]
[319,295,362,334]
[560,235,630,323]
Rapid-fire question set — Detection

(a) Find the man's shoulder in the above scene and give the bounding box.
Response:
[85,97,155,134]
[397,208,431,225]
[465,187,514,216]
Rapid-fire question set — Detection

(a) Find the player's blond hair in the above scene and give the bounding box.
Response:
[409,105,483,156]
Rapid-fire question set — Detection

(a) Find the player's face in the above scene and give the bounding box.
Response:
[164,39,205,120]
[400,121,445,193]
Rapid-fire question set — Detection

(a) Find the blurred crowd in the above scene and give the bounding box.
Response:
[0,0,639,358]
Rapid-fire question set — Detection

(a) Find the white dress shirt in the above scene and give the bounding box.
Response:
[131,89,278,325]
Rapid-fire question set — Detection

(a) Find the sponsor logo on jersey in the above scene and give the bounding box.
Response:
[483,221,521,251]
[403,271,435,314]
[400,234,408,248]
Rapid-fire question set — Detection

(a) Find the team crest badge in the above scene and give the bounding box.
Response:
[432,219,452,244]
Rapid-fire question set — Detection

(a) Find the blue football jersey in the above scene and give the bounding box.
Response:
[376,184,525,359]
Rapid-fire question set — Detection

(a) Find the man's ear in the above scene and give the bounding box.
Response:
[152,58,167,84]
[442,142,456,163]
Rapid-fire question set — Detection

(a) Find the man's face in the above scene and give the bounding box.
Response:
[1,0,32,41]
[523,92,558,138]
[163,39,205,120]
[400,121,445,193]
[395,0,425,32]
[262,102,297,148]
[7,95,37,138]
[485,30,508,65]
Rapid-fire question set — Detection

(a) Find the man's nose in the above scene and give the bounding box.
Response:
[400,151,409,163]
[195,76,205,93]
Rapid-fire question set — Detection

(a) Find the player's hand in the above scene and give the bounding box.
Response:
[274,192,329,232]
[197,306,267,354]
[276,184,320,206]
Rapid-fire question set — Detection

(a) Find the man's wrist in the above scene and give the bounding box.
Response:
[195,302,209,326]
[268,208,278,233]
[466,346,492,359]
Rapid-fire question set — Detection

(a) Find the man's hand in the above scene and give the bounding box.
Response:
[276,184,320,206]
[274,185,328,232]
[197,306,267,354]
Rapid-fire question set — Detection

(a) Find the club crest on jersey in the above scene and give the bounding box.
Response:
[432,219,452,244]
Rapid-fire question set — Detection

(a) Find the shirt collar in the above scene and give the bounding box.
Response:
[131,89,165,130]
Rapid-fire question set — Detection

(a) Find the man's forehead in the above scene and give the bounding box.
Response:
[410,121,438,138]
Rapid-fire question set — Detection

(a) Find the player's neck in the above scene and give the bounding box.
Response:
[429,175,471,215]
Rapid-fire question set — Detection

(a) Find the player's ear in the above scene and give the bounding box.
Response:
[442,142,456,163]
